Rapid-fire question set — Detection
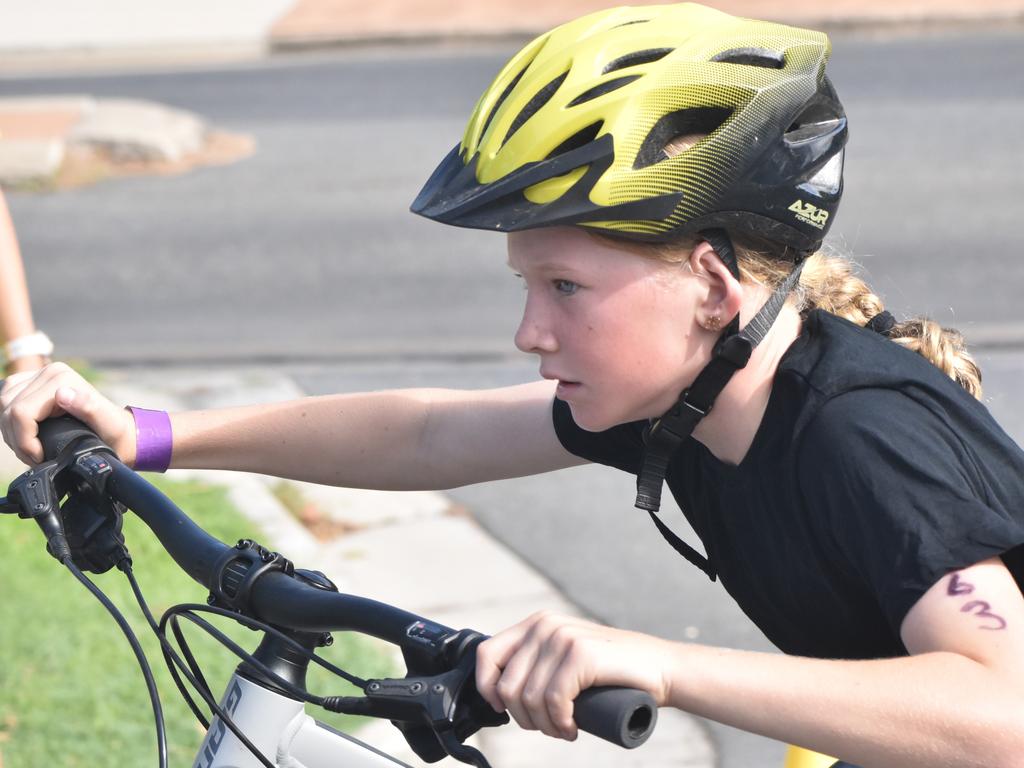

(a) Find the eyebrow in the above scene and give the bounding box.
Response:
[507,256,584,277]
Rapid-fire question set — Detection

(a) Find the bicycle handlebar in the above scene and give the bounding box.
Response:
[35,415,658,751]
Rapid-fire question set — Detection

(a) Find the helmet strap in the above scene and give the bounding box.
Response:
[634,229,806,579]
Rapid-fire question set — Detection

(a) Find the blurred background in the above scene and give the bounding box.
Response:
[1,1,1022,767]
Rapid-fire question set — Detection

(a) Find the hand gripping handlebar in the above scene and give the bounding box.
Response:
[33,416,658,754]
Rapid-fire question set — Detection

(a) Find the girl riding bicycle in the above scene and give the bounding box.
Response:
[3,4,1023,766]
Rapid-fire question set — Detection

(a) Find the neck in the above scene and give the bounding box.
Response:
[690,300,803,466]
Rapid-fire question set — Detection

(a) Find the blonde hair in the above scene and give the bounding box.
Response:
[594,231,984,399]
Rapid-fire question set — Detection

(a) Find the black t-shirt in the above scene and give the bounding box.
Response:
[553,310,1024,659]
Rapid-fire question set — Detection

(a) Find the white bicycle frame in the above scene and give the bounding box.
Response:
[193,674,413,768]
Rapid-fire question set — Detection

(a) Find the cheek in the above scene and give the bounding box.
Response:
[608,313,691,380]
[591,314,700,418]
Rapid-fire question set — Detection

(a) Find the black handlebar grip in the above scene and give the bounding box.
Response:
[38,416,110,462]
[572,686,657,749]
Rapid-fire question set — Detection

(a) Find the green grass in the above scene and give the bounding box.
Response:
[0,476,394,767]
[63,357,104,386]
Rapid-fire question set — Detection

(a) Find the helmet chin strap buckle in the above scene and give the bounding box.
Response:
[633,236,806,580]
[712,332,753,369]
[648,392,709,439]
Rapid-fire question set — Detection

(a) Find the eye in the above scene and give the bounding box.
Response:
[553,279,579,296]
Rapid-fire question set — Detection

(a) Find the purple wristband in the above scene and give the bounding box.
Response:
[127,406,173,473]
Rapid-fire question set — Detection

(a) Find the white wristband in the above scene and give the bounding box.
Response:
[5,331,54,361]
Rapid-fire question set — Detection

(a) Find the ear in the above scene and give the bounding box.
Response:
[687,240,744,330]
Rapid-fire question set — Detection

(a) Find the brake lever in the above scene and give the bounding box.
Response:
[353,634,508,766]
[3,461,72,562]
[2,446,127,571]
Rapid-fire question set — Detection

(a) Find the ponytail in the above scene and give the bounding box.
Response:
[755,248,983,399]
[886,318,982,400]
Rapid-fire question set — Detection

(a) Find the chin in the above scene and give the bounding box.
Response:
[567,403,630,433]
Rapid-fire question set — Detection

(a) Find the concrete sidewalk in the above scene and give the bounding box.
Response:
[0,96,212,187]
[0,366,715,767]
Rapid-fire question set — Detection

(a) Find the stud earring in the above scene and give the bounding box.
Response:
[704,315,721,332]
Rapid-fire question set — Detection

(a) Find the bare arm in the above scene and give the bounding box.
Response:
[0,191,48,373]
[1,365,585,489]
[478,557,1024,767]
[172,380,585,488]
[661,557,1024,766]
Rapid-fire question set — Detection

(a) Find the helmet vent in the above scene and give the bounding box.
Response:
[711,47,785,69]
[503,71,569,147]
[634,107,733,169]
[603,48,673,74]
[546,120,604,159]
[610,19,651,29]
[568,75,641,107]
[785,117,845,143]
[480,61,533,142]
[785,80,844,134]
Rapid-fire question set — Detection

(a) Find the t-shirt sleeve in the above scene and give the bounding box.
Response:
[551,397,647,475]
[797,388,1024,637]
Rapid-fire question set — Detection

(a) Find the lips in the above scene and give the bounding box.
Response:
[555,380,581,399]
[540,368,581,396]
[541,368,573,382]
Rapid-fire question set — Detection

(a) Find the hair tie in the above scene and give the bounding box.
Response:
[866,310,896,337]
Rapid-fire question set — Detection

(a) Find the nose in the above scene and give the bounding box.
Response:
[514,293,558,355]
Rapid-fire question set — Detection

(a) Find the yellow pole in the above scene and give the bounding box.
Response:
[783,744,838,768]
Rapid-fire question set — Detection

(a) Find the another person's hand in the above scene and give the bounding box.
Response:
[475,610,677,741]
[0,362,135,466]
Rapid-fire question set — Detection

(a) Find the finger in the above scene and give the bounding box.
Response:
[476,624,532,713]
[520,637,573,739]
[4,376,77,465]
[494,634,544,732]
[0,370,39,406]
[53,382,109,424]
[545,639,595,740]
[0,414,34,468]
[495,612,591,732]
[14,360,67,394]
[53,386,85,420]
[0,417,18,466]
[476,611,553,712]
[534,621,603,740]
[2,363,69,419]
[7,401,44,465]
[55,385,133,458]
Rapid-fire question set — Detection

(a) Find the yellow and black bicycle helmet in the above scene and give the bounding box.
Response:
[411,2,847,253]
[413,4,851,572]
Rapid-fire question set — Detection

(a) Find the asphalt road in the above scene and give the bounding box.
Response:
[4,28,1024,768]
[3,28,1024,364]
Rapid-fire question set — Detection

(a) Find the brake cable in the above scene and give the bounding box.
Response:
[7,428,506,768]
[124,568,281,768]
[65,559,169,768]
[1,466,169,768]
[124,564,385,768]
